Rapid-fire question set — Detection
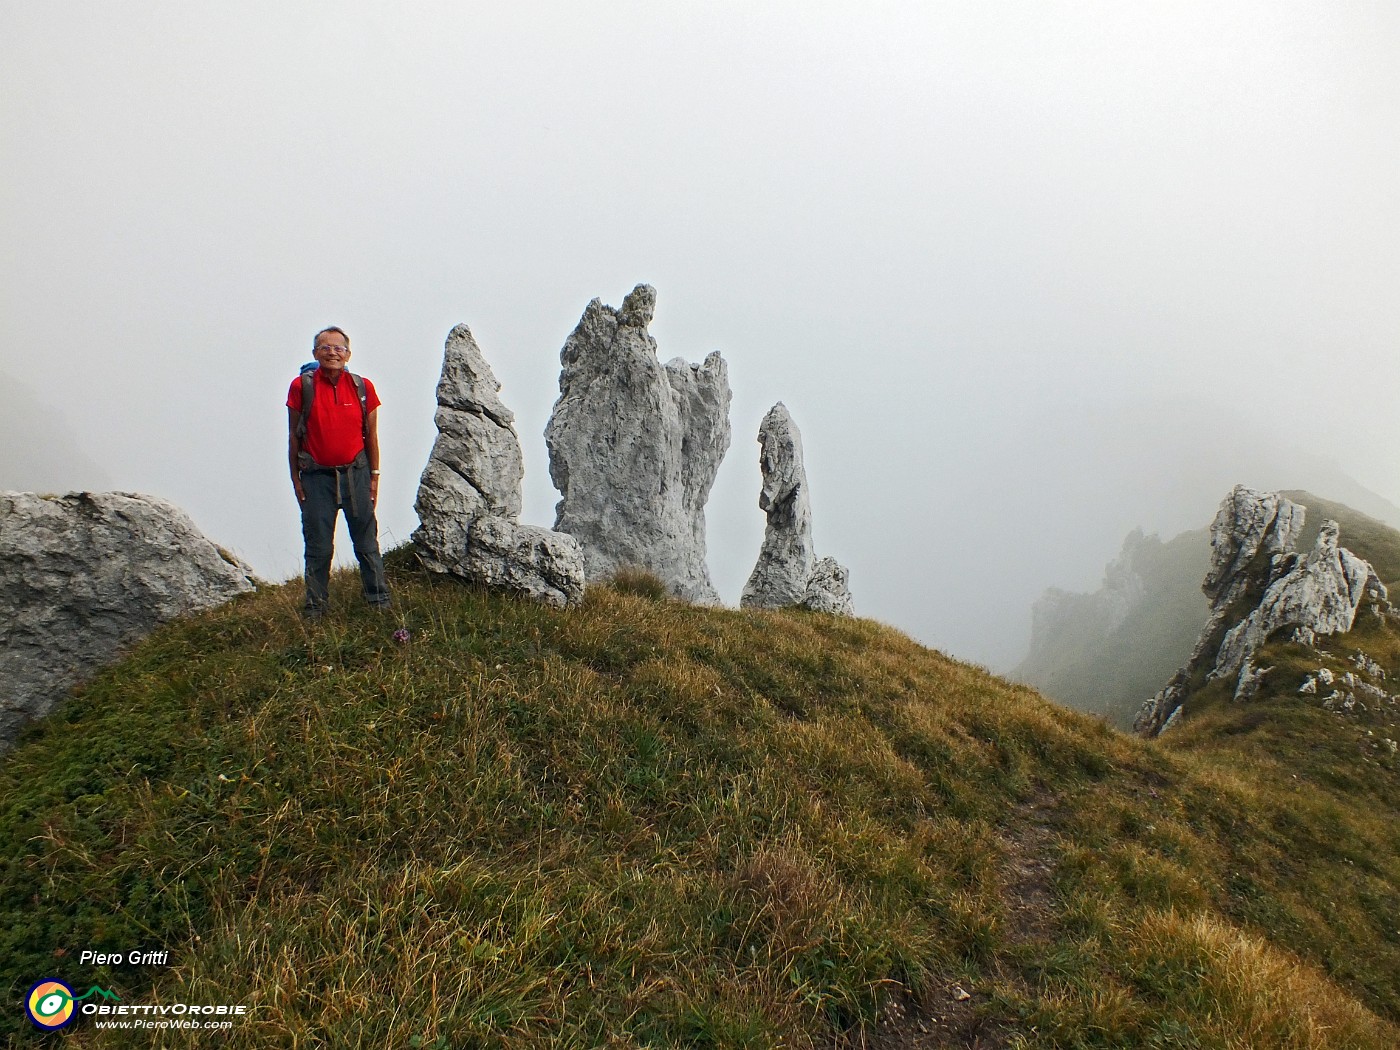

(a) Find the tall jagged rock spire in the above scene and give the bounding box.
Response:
[413,324,585,607]
[741,403,854,616]
[545,285,732,603]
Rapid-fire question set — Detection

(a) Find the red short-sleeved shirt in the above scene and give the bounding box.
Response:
[287,370,381,468]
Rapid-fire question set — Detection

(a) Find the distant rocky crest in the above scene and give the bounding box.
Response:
[1134,485,1390,737]
[545,285,731,603]
[1015,526,1210,729]
[1025,528,1155,663]
[0,491,257,751]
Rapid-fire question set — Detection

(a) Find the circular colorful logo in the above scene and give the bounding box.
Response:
[26,979,76,1030]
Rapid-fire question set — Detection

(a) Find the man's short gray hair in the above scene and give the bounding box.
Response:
[314,326,350,349]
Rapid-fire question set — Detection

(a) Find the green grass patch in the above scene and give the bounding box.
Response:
[0,554,1396,1047]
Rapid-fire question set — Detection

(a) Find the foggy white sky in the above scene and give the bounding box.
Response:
[4,1,1398,670]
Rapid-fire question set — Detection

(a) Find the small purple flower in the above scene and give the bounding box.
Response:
[393,627,411,645]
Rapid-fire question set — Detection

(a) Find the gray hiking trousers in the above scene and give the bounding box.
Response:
[299,458,390,611]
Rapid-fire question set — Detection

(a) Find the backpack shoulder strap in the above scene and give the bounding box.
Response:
[296,372,315,441]
[348,372,369,442]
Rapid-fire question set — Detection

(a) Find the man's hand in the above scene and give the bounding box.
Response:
[293,477,306,505]
[370,474,379,507]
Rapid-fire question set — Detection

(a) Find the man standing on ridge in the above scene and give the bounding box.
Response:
[287,326,391,618]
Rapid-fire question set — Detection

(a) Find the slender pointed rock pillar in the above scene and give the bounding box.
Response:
[741,403,853,616]
[741,403,814,607]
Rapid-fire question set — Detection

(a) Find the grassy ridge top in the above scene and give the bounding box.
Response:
[2,554,1397,1048]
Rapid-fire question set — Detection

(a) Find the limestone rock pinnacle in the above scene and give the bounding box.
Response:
[741,403,853,616]
[741,403,814,608]
[413,324,585,607]
[545,285,731,603]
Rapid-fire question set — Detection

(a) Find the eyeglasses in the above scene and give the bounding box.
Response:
[316,345,349,354]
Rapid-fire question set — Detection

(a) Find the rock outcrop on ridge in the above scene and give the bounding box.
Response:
[740,403,853,615]
[1296,656,1397,720]
[413,325,585,608]
[1213,520,1386,678]
[545,285,731,603]
[1134,485,1389,737]
[0,491,258,750]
